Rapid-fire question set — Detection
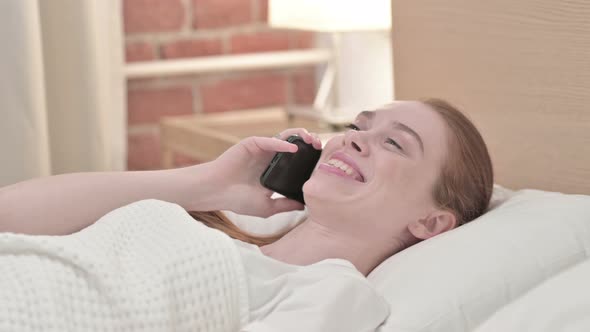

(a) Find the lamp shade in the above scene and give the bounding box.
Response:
[269,0,391,32]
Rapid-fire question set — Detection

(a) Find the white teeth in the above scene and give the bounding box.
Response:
[326,159,357,178]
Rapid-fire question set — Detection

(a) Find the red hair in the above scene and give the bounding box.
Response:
[423,98,494,225]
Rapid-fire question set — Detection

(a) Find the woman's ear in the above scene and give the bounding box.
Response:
[407,210,457,240]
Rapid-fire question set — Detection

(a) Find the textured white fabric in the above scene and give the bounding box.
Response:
[0,199,248,331]
[233,240,390,332]
[368,188,590,332]
[476,258,590,332]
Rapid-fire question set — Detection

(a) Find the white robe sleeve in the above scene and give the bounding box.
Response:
[240,273,390,332]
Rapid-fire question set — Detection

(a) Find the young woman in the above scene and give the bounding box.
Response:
[0,99,493,331]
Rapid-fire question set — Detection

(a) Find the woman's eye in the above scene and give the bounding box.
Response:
[386,138,404,151]
[344,123,360,131]
[345,124,404,152]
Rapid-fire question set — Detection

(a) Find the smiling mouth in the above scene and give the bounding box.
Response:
[318,158,365,182]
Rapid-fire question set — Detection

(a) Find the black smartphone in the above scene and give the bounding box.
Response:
[260,135,322,204]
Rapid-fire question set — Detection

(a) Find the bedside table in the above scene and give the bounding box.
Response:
[160,107,340,168]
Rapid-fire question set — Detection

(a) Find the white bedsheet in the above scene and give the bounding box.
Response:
[0,199,248,331]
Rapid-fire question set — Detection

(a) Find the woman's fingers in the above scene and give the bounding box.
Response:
[245,136,298,154]
[273,128,323,150]
[240,128,323,157]
[310,132,322,150]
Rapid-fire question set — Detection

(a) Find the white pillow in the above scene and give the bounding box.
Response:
[368,188,590,332]
[474,258,590,331]
[224,187,590,332]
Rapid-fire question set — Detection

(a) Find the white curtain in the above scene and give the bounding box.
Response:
[0,0,126,186]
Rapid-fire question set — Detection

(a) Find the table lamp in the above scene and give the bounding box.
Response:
[269,0,392,127]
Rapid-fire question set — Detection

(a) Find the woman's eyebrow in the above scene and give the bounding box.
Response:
[392,121,424,154]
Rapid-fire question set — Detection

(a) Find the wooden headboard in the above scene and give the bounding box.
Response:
[391,0,590,194]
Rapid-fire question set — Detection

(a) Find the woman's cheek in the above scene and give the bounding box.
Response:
[302,175,325,202]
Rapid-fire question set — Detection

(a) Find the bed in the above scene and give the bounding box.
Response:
[232,1,590,331]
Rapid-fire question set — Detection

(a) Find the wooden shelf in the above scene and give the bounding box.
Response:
[126,49,332,79]
[160,107,339,168]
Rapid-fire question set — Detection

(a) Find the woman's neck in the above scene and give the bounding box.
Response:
[260,218,406,276]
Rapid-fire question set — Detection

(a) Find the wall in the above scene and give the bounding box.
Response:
[123,0,315,170]
[391,0,590,194]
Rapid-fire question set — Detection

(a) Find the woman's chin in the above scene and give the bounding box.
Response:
[302,174,360,201]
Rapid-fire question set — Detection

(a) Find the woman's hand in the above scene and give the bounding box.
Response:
[207,128,323,218]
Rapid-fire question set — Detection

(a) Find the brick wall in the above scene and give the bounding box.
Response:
[123,0,316,170]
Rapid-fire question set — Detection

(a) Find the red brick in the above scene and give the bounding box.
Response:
[174,153,201,167]
[127,131,161,170]
[125,42,155,62]
[123,0,184,34]
[127,87,193,125]
[200,75,287,113]
[291,31,315,49]
[230,30,290,54]
[161,38,223,59]
[293,70,316,104]
[192,0,252,29]
[257,0,268,22]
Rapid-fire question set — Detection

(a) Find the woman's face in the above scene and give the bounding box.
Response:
[302,101,450,240]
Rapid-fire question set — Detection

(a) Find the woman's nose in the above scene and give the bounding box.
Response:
[351,141,362,152]
[343,131,369,155]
